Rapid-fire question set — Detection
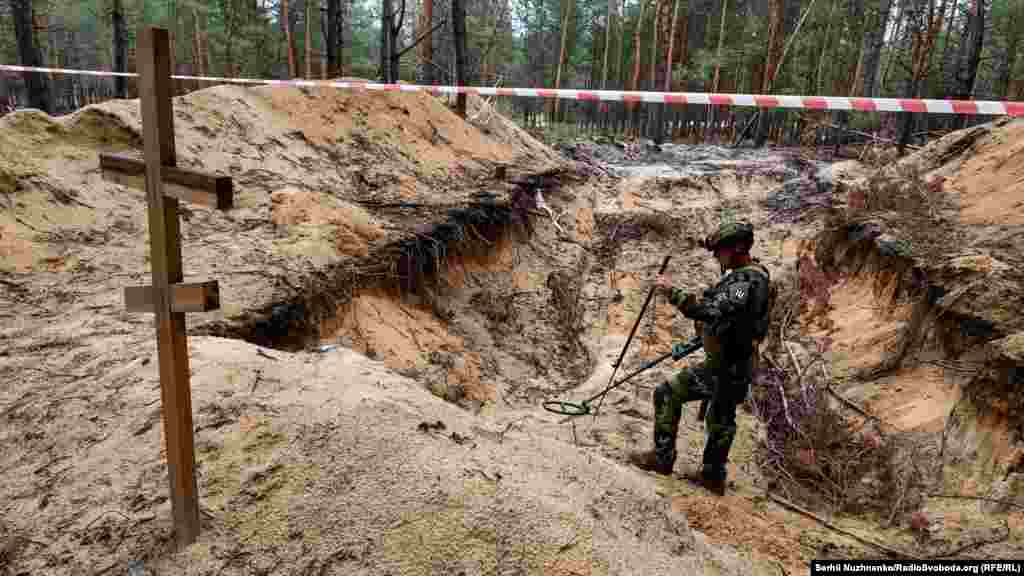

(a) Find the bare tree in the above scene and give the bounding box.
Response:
[899,0,948,153]
[711,0,727,92]
[762,0,785,92]
[953,0,985,100]
[628,0,650,134]
[380,0,405,82]
[417,0,434,84]
[327,0,340,77]
[305,0,314,78]
[11,0,50,112]
[860,0,892,97]
[553,0,574,118]
[453,0,467,115]
[113,0,127,98]
[600,0,615,91]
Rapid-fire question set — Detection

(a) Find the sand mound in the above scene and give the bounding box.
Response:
[901,117,1024,226]
[795,118,1024,524]
[11,83,1024,573]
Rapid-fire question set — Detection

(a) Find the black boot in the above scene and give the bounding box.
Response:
[628,449,674,475]
[682,466,726,496]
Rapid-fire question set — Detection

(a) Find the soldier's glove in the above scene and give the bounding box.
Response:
[668,288,696,309]
[671,341,690,360]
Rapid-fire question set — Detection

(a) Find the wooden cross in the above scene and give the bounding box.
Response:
[99,26,233,549]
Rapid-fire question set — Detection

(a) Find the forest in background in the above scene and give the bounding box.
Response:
[2,0,1022,146]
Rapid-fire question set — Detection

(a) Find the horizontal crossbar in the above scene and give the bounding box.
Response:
[125,281,221,313]
[100,153,233,210]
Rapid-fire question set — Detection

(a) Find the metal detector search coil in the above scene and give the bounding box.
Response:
[542,336,702,418]
[542,400,591,416]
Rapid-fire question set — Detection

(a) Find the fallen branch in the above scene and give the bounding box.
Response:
[825,384,880,423]
[926,493,1024,511]
[887,470,909,527]
[928,520,1011,559]
[83,509,131,530]
[0,392,35,418]
[821,122,923,150]
[497,417,527,443]
[768,493,921,559]
[535,190,566,236]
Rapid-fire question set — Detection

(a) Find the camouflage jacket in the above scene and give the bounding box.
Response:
[668,262,772,372]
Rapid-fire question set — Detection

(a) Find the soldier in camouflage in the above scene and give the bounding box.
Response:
[629,221,773,496]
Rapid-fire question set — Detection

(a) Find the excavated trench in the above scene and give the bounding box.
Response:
[794,170,1024,514]
[206,144,839,417]
[201,137,1022,514]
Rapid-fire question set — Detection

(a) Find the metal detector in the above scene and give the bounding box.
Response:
[543,336,702,417]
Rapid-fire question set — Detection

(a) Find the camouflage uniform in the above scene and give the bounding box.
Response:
[652,223,772,486]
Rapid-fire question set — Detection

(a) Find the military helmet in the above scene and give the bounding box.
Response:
[703,221,755,252]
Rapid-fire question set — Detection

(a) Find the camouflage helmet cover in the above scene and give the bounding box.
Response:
[703,221,755,252]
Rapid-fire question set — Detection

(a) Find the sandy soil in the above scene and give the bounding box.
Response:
[3,87,1023,575]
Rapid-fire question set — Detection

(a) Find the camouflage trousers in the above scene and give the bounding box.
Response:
[652,361,750,481]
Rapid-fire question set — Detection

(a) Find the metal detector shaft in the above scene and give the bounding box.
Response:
[542,337,702,417]
[610,254,672,374]
[584,336,703,406]
[584,353,671,405]
[594,254,672,418]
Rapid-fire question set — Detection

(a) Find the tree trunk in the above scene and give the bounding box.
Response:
[685,0,713,79]
[381,0,391,81]
[756,0,785,146]
[900,0,946,154]
[648,0,661,140]
[320,3,328,79]
[629,0,651,136]
[113,0,127,98]
[880,0,905,94]
[649,0,660,92]
[11,0,50,112]
[954,0,985,128]
[711,0,727,92]
[282,0,298,77]
[199,8,211,77]
[417,0,434,84]
[453,0,467,116]
[815,1,837,93]
[390,0,404,83]
[630,0,650,93]
[757,0,815,145]
[994,8,1022,99]
[601,0,614,90]
[618,0,628,89]
[845,0,866,95]
[937,0,959,95]
[192,9,203,76]
[327,0,340,77]
[553,0,574,119]
[953,0,985,100]
[305,0,314,79]
[762,0,784,92]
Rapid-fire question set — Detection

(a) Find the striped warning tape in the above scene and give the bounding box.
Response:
[3,63,1023,116]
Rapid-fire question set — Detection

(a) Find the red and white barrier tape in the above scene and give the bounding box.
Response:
[3,63,1023,116]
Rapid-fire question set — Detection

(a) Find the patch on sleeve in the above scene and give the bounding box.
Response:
[729,282,750,303]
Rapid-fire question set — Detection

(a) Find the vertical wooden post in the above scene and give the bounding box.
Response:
[138,26,200,548]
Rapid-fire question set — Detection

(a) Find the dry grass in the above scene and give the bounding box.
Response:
[752,257,928,523]
[841,164,966,264]
[751,352,928,522]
